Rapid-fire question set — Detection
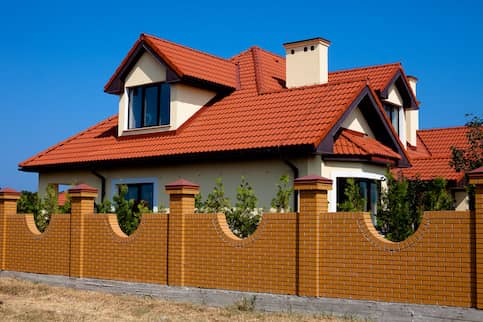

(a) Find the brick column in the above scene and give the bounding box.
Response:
[470,167,483,308]
[68,184,98,278]
[0,188,20,270]
[294,175,332,297]
[165,179,199,286]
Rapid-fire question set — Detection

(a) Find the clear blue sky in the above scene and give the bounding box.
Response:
[1,0,482,191]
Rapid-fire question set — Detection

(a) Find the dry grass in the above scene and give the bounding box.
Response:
[0,277,359,322]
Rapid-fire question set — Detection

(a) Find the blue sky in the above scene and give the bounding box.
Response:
[1,0,482,191]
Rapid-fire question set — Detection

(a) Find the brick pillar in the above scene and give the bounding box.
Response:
[0,188,20,270]
[68,184,98,278]
[470,167,483,308]
[294,175,332,297]
[165,179,199,286]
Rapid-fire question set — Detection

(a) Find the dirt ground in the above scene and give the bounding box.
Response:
[0,277,358,322]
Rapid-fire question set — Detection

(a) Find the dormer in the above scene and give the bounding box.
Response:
[104,34,237,136]
[379,70,419,149]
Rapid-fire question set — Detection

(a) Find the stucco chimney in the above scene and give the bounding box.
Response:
[283,37,331,88]
[407,75,417,98]
[405,75,419,147]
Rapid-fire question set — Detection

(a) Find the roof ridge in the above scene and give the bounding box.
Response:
[260,77,368,96]
[417,125,468,132]
[329,62,401,75]
[141,33,234,64]
[19,115,118,167]
[251,47,264,95]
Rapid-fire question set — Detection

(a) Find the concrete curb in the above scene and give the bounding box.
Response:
[1,271,482,322]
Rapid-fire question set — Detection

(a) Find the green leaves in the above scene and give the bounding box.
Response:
[337,178,365,212]
[271,175,293,212]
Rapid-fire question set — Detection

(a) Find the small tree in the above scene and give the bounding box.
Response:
[17,191,45,231]
[337,178,365,211]
[113,185,149,235]
[271,175,293,212]
[377,172,411,242]
[424,177,453,211]
[226,177,260,238]
[450,114,482,209]
[205,178,231,212]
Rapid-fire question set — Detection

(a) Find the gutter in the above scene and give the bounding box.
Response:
[91,170,106,201]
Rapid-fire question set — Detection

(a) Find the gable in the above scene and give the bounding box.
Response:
[385,84,404,106]
[341,106,375,138]
[125,52,167,87]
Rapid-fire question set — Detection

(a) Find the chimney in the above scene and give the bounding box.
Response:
[283,37,331,88]
[405,75,419,147]
[407,75,417,98]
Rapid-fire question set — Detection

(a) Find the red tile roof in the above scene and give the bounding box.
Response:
[20,36,408,170]
[400,126,472,182]
[105,34,238,92]
[334,129,402,161]
[329,63,401,92]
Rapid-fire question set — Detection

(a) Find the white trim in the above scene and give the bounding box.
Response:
[124,87,129,131]
[328,170,385,212]
[111,177,159,212]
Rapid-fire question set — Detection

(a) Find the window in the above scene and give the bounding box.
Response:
[119,183,154,210]
[128,83,170,129]
[384,104,400,135]
[336,177,380,223]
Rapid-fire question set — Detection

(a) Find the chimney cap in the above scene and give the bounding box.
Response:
[283,37,331,49]
[407,75,418,81]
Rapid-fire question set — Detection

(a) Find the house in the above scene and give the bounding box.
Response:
[398,126,473,210]
[20,34,424,213]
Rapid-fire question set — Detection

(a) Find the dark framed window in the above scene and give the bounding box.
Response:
[384,104,400,135]
[119,183,154,210]
[128,83,170,129]
[336,177,380,217]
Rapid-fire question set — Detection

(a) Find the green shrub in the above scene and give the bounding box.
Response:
[112,185,150,236]
[271,175,292,212]
[226,177,260,238]
[337,178,365,212]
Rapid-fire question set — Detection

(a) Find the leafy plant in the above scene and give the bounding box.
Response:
[450,114,482,209]
[271,175,293,212]
[205,178,231,213]
[226,177,261,238]
[337,178,365,211]
[112,185,150,235]
[377,171,411,242]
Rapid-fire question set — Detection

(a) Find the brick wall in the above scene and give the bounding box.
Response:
[0,173,482,309]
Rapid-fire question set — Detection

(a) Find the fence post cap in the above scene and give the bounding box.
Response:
[165,179,200,195]
[294,175,333,191]
[469,166,483,184]
[68,184,98,197]
[0,187,21,199]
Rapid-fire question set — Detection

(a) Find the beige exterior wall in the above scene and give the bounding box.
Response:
[170,84,216,129]
[386,84,404,106]
[284,39,329,88]
[454,190,469,211]
[341,106,375,137]
[321,160,387,212]
[405,109,419,146]
[124,52,167,87]
[39,159,297,211]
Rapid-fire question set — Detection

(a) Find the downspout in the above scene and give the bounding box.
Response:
[282,160,299,212]
[91,170,106,202]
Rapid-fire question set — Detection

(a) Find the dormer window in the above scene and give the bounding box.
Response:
[384,104,400,135]
[128,83,170,129]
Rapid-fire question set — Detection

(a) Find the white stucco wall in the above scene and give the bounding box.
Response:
[405,109,419,146]
[454,190,469,211]
[38,158,298,211]
[170,84,216,129]
[321,160,387,212]
[341,106,375,137]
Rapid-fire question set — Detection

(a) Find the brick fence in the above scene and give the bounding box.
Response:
[1,171,483,308]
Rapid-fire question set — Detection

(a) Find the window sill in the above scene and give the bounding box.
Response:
[121,125,171,136]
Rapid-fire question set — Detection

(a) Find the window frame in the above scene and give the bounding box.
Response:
[127,82,170,129]
[111,178,159,212]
